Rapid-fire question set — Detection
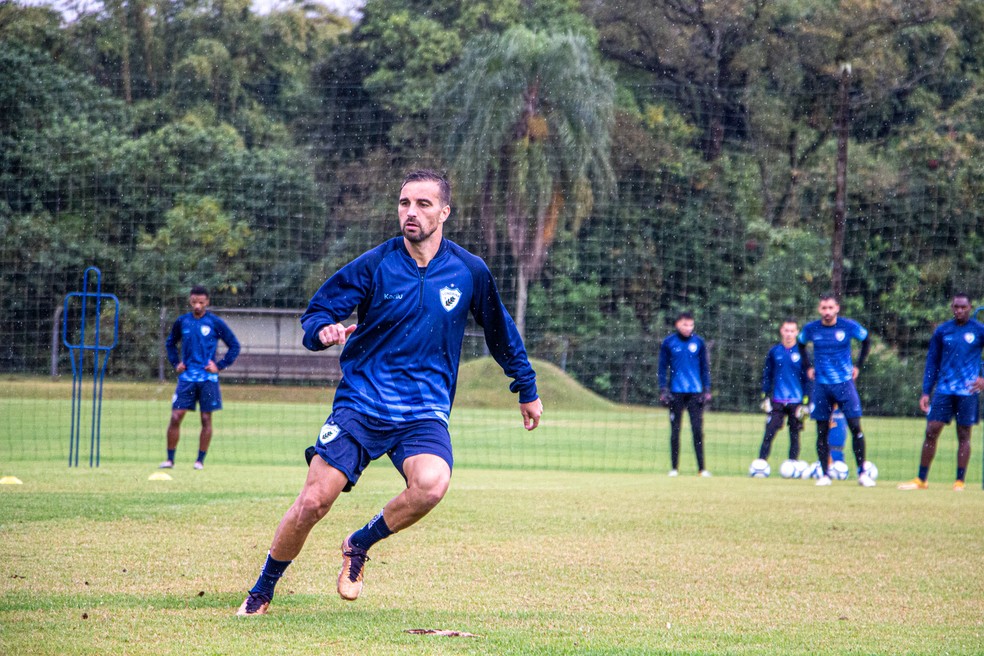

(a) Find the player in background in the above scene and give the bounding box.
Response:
[162,285,240,470]
[898,293,984,491]
[658,311,712,477]
[798,293,874,487]
[237,170,542,616]
[757,319,812,463]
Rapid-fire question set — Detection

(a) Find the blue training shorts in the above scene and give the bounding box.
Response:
[927,393,980,426]
[172,379,222,412]
[312,407,453,492]
[811,381,862,420]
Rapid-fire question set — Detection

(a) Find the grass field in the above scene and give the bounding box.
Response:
[2,367,983,654]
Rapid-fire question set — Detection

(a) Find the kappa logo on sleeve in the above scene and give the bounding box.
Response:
[440,286,462,312]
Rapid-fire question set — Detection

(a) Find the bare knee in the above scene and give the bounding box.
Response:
[407,471,450,511]
[291,490,333,528]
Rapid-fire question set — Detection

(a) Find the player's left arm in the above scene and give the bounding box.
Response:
[854,336,871,379]
[797,344,813,400]
[520,398,543,431]
[699,339,712,402]
[468,260,539,413]
[213,318,241,370]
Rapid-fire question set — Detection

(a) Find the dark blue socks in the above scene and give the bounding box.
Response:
[250,552,292,599]
[196,450,207,463]
[349,510,393,551]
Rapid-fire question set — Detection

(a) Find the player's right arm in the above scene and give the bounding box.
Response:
[657,337,671,393]
[919,327,944,412]
[318,323,356,347]
[761,347,775,397]
[165,318,183,370]
[300,247,383,351]
[921,328,943,396]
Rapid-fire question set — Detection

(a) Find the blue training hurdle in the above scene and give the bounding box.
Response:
[62,267,120,467]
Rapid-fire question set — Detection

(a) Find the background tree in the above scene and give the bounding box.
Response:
[438,26,615,336]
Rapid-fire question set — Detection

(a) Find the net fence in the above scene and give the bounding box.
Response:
[2,9,983,482]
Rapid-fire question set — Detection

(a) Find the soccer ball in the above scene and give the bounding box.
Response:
[829,460,849,480]
[748,458,771,478]
[862,461,878,480]
[779,459,808,479]
[804,461,825,479]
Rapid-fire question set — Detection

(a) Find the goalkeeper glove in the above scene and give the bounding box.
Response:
[796,399,812,420]
[759,395,772,413]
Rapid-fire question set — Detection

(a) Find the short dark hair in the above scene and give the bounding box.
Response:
[189,285,209,298]
[780,317,799,329]
[402,169,451,208]
[819,292,838,303]
[675,311,695,322]
[952,291,971,303]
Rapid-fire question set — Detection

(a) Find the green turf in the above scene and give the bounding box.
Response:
[1,373,983,654]
[1,462,982,655]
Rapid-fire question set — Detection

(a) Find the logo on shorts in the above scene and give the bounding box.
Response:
[835,330,846,342]
[440,286,462,312]
[200,325,211,336]
[965,332,975,344]
[688,343,698,353]
[791,352,801,363]
[319,421,341,445]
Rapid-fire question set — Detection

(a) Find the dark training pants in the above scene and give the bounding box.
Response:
[668,393,706,472]
[759,403,803,461]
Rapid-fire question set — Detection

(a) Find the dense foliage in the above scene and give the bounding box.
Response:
[2,0,983,414]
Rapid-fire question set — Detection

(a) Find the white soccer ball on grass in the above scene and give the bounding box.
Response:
[779,459,808,479]
[829,460,849,480]
[748,458,771,478]
[862,461,878,480]
[804,461,825,479]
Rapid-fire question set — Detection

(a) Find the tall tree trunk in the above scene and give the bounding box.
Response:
[112,0,133,104]
[832,64,850,298]
[135,0,157,95]
[514,266,528,339]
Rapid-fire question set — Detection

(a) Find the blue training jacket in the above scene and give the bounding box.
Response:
[166,311,240,383]
[798,318,868,385]
[301,237,538,425]
[923,318,984,396]
[658,332,711,394]
[761,343,812,404]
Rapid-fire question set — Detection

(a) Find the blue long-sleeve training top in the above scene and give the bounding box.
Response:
[761,343,812,403]
[301,237,538,425]
[658,333,711,394]
[798,318,868,385]
[166,311,240,383]
[922,318,984,396]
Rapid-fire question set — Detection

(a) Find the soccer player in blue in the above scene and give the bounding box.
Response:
[798,293,875,487]
[237,170,543,616]
[757,319,812,463]
[658,311,712,477]
[898,293,984,492]
[161,285,240,470]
